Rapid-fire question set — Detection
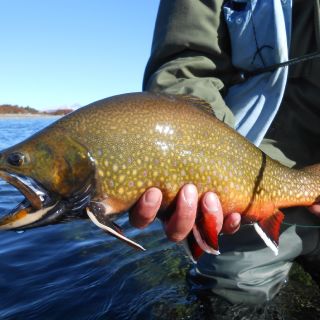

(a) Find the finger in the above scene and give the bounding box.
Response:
[164,184,198,242]
[221,212,241,234]
[129,187,162,229]
[200,192,224,235]
[308,204,320,218]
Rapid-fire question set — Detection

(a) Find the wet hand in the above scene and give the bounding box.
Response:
[129,184,241,242]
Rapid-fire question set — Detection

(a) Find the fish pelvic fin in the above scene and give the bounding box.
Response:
[86,205,145,252]
[190,209,220,259]
[254,210,284,256]
[182,232,204,263]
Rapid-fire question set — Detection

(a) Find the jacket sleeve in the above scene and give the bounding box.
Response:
[143,0,236,127]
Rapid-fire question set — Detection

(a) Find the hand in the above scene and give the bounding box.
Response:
[308,204,320,218]
[129,184,241,242]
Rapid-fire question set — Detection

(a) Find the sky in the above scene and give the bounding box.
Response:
[0,1,160,111]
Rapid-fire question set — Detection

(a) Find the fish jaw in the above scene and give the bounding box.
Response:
[0,171,46,210]
[0,170,69,230]
[0,200,57,230]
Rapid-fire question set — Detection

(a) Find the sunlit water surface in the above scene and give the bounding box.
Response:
[0,117,319,320]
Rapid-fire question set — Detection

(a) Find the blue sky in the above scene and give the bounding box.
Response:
[0,1,159,110]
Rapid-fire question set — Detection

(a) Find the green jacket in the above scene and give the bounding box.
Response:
[143,0,320,168]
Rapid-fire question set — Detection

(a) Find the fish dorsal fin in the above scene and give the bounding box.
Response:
[86,207,145,251]
[253,210,284,256]
[176,94,216,116]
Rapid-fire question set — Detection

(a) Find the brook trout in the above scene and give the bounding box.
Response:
[0,92,319,260]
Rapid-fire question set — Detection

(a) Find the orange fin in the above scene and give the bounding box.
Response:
[192,210,220,255]
[182,232,204,263]
[254,210,284,256]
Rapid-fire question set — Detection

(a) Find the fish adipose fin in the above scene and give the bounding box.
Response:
[86,204,145,252]
[254,210,284,256]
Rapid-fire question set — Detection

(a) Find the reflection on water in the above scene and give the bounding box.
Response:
[0,117,319,320]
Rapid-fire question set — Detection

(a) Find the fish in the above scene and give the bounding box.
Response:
[0,92,319,261]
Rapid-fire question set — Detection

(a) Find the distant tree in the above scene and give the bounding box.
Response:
[0,104,73,115]
[23,106,39,114]
[0,104,39,114]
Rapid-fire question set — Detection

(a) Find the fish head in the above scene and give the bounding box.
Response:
[0,132,95,230]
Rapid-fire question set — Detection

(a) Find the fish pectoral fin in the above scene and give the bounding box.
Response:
[109,221,124,235]
[86,207,146,252]
[254,210,284,256]
[191,210,220,258]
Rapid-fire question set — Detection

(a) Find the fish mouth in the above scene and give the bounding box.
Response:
[0,171,63,230]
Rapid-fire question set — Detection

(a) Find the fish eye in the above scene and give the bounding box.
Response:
[7,152,25,166]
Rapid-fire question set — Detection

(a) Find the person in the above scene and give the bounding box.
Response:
[130,0,320,304]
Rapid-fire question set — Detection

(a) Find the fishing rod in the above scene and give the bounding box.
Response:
[234,51,320,84]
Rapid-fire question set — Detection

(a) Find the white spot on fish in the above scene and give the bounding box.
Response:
[155,141,169,151]
[155,124,174,135]
[181,150,192,157]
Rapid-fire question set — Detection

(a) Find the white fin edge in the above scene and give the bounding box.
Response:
[181,239,196,264]
[254,223,279,256]
[192,225,220,255]
[86,208,146,251]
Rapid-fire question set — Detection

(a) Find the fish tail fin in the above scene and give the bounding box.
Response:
[254,210,284,256]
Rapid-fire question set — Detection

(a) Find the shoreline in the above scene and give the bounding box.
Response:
[0,113,62,118]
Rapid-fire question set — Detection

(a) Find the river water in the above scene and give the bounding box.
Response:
[0,117,319,320]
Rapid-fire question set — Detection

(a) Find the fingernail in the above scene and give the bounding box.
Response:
[230,215,241,228]
[204,193,219,213]
[144,189,159,205]
[183,184,197,207]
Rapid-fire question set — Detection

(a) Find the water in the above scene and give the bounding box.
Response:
[0,117,319,320]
